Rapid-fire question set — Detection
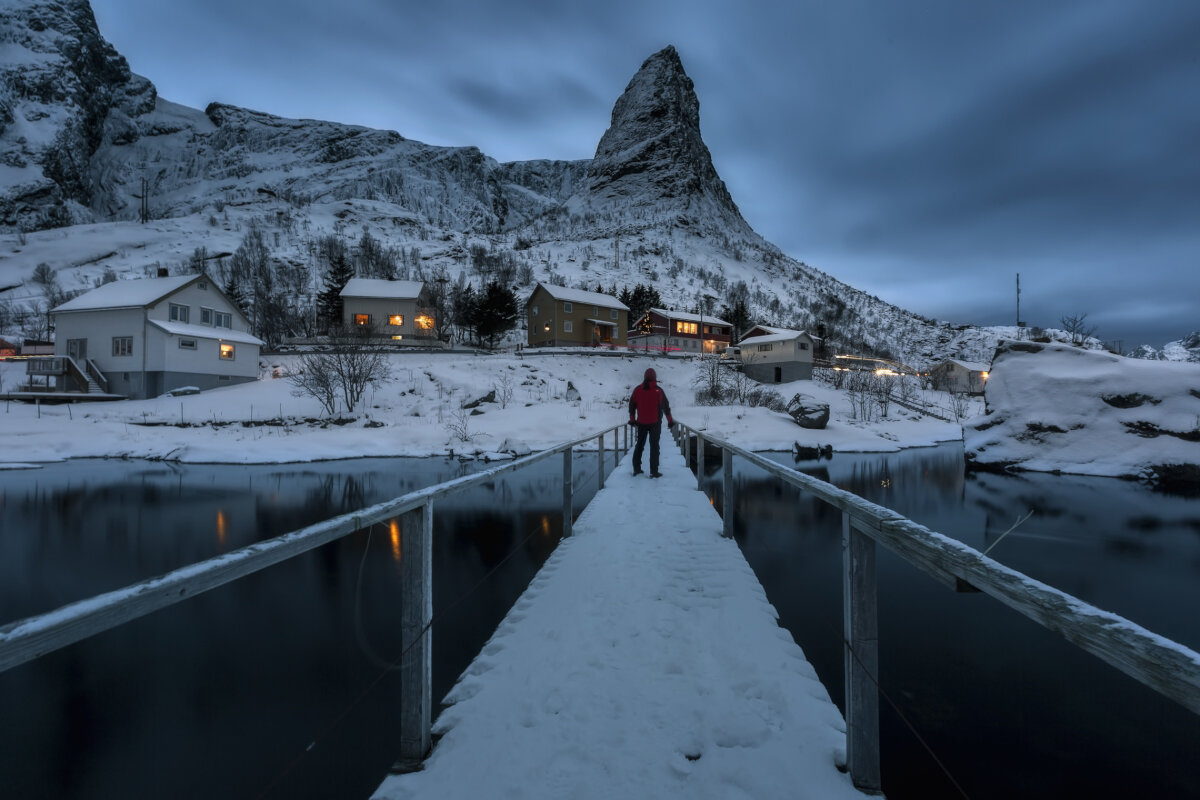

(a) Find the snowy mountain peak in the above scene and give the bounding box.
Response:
[577,46,749,234]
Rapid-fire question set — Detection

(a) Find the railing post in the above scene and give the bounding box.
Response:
[598,432,605,491]
[612,428,619,469]
[397,501,433,768]
[562,447,573,538]
[722,446,734,539]
[684,429,692,466]
[696,434,705,491]
[843,512,881,793]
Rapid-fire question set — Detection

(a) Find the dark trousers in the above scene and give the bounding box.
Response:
[633,423,661,472]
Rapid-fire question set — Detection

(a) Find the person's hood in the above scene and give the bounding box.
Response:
[642,367,657,387]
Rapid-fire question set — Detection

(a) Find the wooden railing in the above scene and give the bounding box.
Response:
[23,356,97,392]
[86,358,109,393]
[0,423,630,768]
[674,423,1200,794]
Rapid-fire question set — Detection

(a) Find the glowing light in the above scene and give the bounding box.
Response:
[540,515,551,537]
[216,510,228,547]
[389,519,402,562]
[416,315,435,330]
[982,371,990,380]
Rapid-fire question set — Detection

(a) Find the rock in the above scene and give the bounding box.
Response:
[786,393,829,429]
[565,381,581,402]
[792,442,833,461]
[462,389,496,409]
[498,438,532,456]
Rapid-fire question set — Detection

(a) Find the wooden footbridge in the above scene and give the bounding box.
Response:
[2,422,1199,798]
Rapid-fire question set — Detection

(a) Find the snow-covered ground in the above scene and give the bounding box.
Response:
[372,445,868,800]
[965,341,1200,483]
[0,353,970,465]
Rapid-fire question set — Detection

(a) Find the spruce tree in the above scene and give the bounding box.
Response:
[316,242,354,332]
[473,282,520,350]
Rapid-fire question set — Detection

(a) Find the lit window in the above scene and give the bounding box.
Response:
[200,307,214,325]
[416,315,434,330]
[543,322,551,332]
[564,302,573,313]
[564,320,573,333]
[391,335,404,340]
[113,336,133,357]
[676,321,698,335]
[219,343,235,360]
[355,314,370,326]
[169,303,189,323]
[179,338,197,350]
[388,314,404,326]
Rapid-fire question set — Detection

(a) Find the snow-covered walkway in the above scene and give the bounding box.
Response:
[373,443,868,799]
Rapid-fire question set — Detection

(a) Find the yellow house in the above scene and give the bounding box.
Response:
[526,283,629,348]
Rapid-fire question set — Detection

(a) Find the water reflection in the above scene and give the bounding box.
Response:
[699,444,1200,800]
[0,455,605,800]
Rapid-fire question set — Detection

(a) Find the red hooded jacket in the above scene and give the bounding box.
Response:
[629,368,673,425]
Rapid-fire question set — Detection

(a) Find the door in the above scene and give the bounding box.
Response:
[67,338,87,362]
[774,366,782,383]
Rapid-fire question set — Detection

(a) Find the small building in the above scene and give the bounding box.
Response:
[21,339,54,356]
[738,325,818,382]
[340,279,437,342]
[526,283,629,348]
[0,337,19,357]
[43,273,262,399]
[627,308,732,355]
[928,359,990,394]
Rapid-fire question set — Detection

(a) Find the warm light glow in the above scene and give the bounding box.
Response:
[982,371,990,380]
[388,314,404,326]
[874,368,898,376]
[391,335,404,340]
[389,519,402,562]
[219,343,235,360]
[676,321,698,334]
[355,314,369,326]
[416,315,434,330]
[543,322,551,332]
[216,510,228,547]
[540,515,551,538]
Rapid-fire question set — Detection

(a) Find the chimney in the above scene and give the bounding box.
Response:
[157,267,169,278]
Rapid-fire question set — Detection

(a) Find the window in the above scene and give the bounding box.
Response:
[388,314,404,326]
[564,320,574,333]
[610,309,618,320]
[676,321,698,335]
[219,343,235,360]
[214,311,232,329]
[563,302,573,313]
[799,342,809,350]
[169,303,189,323]
[757,343,773,352]
[594,306,599,315]
[200,307,214,325]
[416,315,434,330]
[355,314,370,326]
[113,336,133,357]
[198,281,208,290]
[391,335,404,340]
[531,305,538,316]
[543,322,551,332]
[179,338,197,350]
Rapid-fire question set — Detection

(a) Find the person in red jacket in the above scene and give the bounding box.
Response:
[628,367,674,477]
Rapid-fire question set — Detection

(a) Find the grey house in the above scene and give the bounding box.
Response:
[738,325,818,382]
[47,273,262,399]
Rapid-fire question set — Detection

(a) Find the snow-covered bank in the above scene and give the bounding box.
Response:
[964,341,1200,486]
[0,354,967,464]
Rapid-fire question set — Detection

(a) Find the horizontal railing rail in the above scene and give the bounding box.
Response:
[674,422,1200,793]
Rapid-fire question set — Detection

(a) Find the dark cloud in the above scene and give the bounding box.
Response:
[87,0,1200,347]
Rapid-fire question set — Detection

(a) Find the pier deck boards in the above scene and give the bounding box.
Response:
[374,446,868,799]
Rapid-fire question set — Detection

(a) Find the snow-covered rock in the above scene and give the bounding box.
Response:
[964,340,1200,489]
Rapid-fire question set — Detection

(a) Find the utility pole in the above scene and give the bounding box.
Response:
[1016,273,1024,339]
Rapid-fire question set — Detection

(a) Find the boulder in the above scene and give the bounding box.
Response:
[786,393,829,429]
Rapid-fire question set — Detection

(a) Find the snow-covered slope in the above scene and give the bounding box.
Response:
[964,340,1200,488]
[1127,332,1200,363]
[2,1,1018,363]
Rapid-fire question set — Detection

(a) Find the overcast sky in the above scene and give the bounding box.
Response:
[89,0,1200,349]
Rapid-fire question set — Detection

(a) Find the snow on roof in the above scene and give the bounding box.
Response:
[941,358,991,372]
[148,320,264,346]
[340,278,424,300]
[537,283,629,310]
[52,275,198,312]
[741,326,813,344]
[648,307,732,326]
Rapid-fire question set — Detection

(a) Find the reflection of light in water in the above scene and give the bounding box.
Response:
[216,510,227,547]
[390,519,402,561]
[881,479,891,488]
[540,516,551,537]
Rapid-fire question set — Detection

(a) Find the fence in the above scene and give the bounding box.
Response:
[0,422,632,769]
[673,422,1200,794]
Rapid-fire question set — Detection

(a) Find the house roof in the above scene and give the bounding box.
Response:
[340,278,425,300]
[741,325,815,344]
[149,319,265,346]
[52,274,199,312]
[536,283,629,311]
[938,358,990,372]
[647,307,732,327]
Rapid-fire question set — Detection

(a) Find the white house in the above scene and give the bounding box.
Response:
[340,279,436,342]
[47,273,262,399]
[928,359,990,394]
[738,325,818,382]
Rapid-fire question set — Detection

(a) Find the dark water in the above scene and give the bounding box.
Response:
[700,444,1200,800]
[0,455,609,800]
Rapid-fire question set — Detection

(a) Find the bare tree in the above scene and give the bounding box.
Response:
[290,327,392,414]
[1060,312,1097,347]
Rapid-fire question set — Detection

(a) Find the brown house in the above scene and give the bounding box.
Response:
[627,308,732,354]
[525,283,629,348]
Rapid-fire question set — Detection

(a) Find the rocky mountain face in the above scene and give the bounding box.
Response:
[1127,332,1200,363]
[0,1,1006,364]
